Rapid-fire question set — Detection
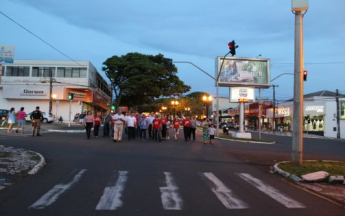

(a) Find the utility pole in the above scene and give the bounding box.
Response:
[49,68,53,114]
[336,89,340,138]
[272,84,279,131]
[292,0,308,165]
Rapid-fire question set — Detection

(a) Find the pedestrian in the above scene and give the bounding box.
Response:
[84,110,94,139]
[147,112,155,140]
[166,118,171,140]
[103,111,111,137]
[209,124,216,145]
[202,119,210,144]
[58,116,63,123]
[161,115,168,140]
[113,109,126,142]
[152,114,162,142]
[126,112,137,141]
[173,118,180,141]
[182,116,191,141]
[139,114,148,140]
[15,107,27,134]
[135,112,140,138]
[110,112,114,139]
[7,107,16,134]
[190,116,197,142]
[93,111,102,137]
[30,106,43,136]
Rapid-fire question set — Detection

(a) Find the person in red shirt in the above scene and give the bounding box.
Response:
[93,112,102,137]
[152,115,162,142]
[182,116,191,141]
[161,115,168,140]
[173,118,180,141]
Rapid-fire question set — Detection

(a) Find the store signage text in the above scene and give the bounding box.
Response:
[275,108,290,117]
[305,106,324,113]
[20,89,47,96]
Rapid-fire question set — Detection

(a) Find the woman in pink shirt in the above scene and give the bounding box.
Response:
[84,110,94,139]
[16,107,27,134]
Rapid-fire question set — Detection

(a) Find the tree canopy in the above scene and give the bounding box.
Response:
[103,53,190,108]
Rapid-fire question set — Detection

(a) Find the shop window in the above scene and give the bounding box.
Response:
[341,102,345,119]
[5,66,30,76]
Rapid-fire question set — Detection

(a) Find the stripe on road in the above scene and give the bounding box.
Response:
[237,173,305,208]
[160,172,183,210]
[202,172,248,209]
[29,169,87,209]
[95,171,128,210]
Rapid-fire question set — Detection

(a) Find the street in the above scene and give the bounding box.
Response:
[0,126,344,216]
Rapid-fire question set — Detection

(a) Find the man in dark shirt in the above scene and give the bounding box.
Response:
[30,106,43,136]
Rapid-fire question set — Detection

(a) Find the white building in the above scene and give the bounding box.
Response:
[265,90,344,138]
[0,60,111,122]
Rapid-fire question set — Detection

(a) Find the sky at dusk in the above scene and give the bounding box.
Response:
[1,0,345,103]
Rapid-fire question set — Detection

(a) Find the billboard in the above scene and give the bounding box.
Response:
[230,87,255,103]
[216,57,270,88]
[0,46,15,63]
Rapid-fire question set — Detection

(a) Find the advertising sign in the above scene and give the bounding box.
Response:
[216,57,270,88]
[230,87,255,103]
[0,46,15,63]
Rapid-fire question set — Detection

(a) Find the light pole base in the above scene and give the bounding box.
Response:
[232,132,252,139]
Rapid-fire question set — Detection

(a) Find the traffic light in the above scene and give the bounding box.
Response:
[111,105,115,110]
[228,40,239,56]
[68,93,74,100]
[303,71,307,81]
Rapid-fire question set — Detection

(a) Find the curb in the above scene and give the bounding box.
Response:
[217,137,276,145]
[27,151,45,175]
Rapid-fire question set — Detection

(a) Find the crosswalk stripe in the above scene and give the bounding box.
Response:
[29,169,87,209]
[95,171,128,210]
[237,173,305,208]
[160,172,183,210]
[202,172,249,209]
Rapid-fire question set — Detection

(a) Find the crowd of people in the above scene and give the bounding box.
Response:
[83,109,216,144]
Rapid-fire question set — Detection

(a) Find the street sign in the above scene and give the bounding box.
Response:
[0,46,15,63]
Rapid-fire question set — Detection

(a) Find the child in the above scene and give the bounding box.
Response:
[208,124,215,145]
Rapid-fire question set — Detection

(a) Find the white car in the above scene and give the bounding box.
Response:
[26,111,54,123]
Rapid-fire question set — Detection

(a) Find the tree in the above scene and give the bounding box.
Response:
[103,53,190,108]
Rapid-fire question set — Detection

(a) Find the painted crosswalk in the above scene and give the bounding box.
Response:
[28,171,306,211]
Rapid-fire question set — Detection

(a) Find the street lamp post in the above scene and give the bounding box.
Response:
[52,94,57,121]
[162,106,167,115]
[171,100,179,118]
[202,95,213,120]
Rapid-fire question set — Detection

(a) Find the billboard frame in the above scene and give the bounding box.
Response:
[216,57,271,88]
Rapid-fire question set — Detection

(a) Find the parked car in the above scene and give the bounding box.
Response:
[0,109,9,121]
[25,111,54,123]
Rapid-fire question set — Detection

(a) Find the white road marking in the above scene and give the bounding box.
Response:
[95,171,128,210]
[160,172,183,210]
[202,172,248,209]
[29,169,87,209]
[237,173,305,208]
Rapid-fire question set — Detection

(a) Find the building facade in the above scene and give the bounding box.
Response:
[0,60,111,123]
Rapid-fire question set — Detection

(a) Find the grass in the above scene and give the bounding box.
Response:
[278,161,345,177]
[219,135,274,143]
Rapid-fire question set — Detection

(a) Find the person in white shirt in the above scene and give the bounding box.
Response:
[147,112,155,140]
[113,109,126,142]
[126,112,137,141]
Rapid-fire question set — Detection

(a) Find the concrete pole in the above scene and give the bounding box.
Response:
[216,83,219,137]
[258,88,262,139]
[336,89,340,138]
[69,99,72,127]
[292,11,304,165]
[239,102,244,133]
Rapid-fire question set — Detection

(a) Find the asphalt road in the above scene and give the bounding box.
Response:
[0,126,344,216]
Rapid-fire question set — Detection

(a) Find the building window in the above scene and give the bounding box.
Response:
[57,67,87,78]
[5,66,30,77]
[32,67,55,77]
[341,102,345,119]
